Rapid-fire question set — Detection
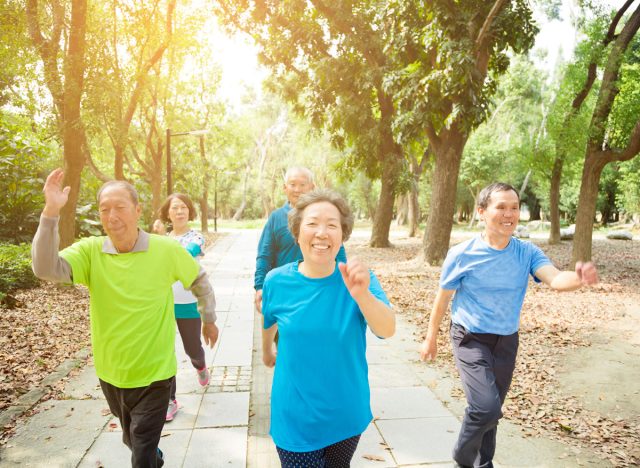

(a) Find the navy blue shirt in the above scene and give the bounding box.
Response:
[254,202,347,290]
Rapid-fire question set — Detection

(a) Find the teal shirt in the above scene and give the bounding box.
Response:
[254,202,347,290]
[262,261,389,451]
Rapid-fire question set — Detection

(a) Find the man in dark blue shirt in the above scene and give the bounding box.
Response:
[254,166,346,312]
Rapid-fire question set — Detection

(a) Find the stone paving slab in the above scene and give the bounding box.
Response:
[371,387,452,420]
[1,400,111,467]
[352,423,396,467]
[184,427,248,467]
[195,391,249,428]
[376,417,460,465]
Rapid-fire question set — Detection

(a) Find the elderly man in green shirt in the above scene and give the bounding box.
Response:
[32,169,218,468]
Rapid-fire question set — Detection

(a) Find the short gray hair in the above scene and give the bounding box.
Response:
[97,180,139,205]
[477,182,519,209]
[284,166,314,185]
[288,189,354,242]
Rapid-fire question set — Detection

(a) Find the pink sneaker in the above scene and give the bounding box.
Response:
[166,399,178,422]
[197,367,210,386]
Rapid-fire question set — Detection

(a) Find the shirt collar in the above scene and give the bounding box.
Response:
[102,229,150,254]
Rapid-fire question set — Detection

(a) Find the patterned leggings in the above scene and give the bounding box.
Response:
[276,434,361,467]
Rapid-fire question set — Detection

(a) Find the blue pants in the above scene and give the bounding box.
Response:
[276,434,361,467]
[450,323,518,468]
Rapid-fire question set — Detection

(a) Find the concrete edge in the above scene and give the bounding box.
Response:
[0,347,91,428]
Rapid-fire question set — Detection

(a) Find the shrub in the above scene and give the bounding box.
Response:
[0,243,39,302]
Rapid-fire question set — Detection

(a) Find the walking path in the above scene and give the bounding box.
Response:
[0,230,609,467]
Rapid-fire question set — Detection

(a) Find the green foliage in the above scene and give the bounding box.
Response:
[0,243,39,302]
[388,0,539,142]
[616,157,640,215]
[0,112,57,243]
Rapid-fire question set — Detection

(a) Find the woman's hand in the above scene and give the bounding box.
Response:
[338,258,370,301]
[152,219,166,234]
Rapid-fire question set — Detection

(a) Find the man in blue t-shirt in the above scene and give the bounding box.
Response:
[419,182,598,468]
[253,166,346,312]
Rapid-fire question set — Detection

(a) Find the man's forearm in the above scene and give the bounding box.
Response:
[31,215,72,283]
[190,267,217,323]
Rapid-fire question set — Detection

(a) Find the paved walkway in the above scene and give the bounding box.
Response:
[0,230,609,467]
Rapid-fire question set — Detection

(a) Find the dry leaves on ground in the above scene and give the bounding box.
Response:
[0,231,224,444]
[347,234,640,468]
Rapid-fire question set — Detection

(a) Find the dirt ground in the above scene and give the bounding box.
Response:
[1,230,638,465]
[346,231,640,467]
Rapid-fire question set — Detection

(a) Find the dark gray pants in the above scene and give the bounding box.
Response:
[450,323,518,468]
[171,318,206,400]
[100,377,173,468]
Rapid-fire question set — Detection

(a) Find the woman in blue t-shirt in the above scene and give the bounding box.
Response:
[261,189,395,467]
[419,182,598,468]
[154,193,210,422]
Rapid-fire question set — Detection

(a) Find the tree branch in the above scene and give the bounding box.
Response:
[588,4,640,151]
[605,0,636,46]
[475,0,508,52]
[82,126,110,182]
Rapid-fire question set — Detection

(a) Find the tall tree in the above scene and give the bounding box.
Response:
[573,3,640,263]
[216,0,405,247]
[388,0,538,263]
[26,0,87,247]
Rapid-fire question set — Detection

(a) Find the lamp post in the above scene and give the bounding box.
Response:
[165,128,209,196]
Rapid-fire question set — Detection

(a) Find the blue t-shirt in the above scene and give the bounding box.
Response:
[440,235,551,335]
[254,202,347,290]
[262,261,390,452]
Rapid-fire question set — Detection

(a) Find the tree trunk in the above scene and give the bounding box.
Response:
[572,154,606,263]
[199,136,209,233]
[548,155,564,244]
[233,163,251,221]
[370,172,397,247]
[150,171,162,219]
[395,193,408,226]
[370,92,402,248]
[407,178,420,237]
[423,135,465,265]
[59,0,87,248]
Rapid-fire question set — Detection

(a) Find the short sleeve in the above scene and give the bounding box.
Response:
[529,243,552,283]
[173,243,200,289]
[368,271,390,306]
[185,242,202,258]
[439,249,463,291]
[262,277,276,328]
[60,238,94,286]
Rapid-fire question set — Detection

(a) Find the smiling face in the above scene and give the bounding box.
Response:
[98,186,141,247]
[297,201,343,269]
[478,188,520,240]
[168,197,190,230]
[284,170,314,207]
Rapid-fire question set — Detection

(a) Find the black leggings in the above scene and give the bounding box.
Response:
[170,318,206,400]
[276,434,361,467]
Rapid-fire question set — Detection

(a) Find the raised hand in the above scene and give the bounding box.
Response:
[42,168,70,217]
[338,258,370,301]
[575,261,599,286]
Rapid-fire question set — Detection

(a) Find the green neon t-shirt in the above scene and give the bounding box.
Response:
[60,234,199,388]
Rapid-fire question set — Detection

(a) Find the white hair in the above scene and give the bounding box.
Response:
[284,166,314,184]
